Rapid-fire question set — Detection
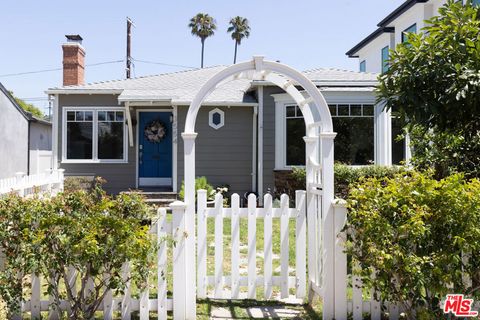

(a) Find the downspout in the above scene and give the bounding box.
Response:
[27,119,31,175]
[252,105,258,193]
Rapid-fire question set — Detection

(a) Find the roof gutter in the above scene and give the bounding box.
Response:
[377,0,428,27]
[45,89,123,95]
[346,27,395,58]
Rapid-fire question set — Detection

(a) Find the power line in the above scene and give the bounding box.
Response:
[133,58,195,69]
[0,60,124,78]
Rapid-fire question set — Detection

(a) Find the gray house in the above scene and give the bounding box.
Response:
[47,35,396,197]
[0,82,52,179]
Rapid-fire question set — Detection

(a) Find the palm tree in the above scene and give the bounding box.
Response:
[227,16,251,64]
[188,13,217,68]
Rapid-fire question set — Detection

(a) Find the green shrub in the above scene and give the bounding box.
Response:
[0,186,156,319]
[288,164,402,198]
[179,176,214,201]
[345,170,480,319]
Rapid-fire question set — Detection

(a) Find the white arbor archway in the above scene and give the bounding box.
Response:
[181,56,337,319]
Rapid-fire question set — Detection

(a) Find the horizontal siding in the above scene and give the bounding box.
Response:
[58,95,136,194]
[177,105,254,196]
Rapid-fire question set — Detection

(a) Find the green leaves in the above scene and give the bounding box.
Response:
[0,188,156,319]
[377,0,480,133]
[345,170,480,317]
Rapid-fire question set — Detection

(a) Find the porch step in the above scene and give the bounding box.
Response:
[122,190,179,207]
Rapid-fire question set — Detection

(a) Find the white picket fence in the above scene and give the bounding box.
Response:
[332,201,403,320]
[0,169,64,197]
[197,190,307,300]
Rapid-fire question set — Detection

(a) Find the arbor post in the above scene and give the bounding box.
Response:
[181,132,198,319]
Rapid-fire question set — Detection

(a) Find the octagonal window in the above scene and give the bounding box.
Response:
[208,108,225,130]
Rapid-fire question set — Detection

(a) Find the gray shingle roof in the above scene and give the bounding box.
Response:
[47,65,378,103]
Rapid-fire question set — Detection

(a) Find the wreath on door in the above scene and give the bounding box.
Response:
[144,120,167,143]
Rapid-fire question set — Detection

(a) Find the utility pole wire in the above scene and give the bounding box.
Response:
[0,60,124,78]
[133,59,196,69]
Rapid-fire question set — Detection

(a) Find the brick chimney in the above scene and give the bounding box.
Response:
[62,35,85,86]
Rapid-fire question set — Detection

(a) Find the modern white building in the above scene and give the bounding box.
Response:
[346,0,478,164]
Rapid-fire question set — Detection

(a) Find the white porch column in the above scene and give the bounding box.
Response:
[125,102,134,147]
[374,102,392,165]
[181,132,197,319]
[320,132,336,320]
[257,86,264,204]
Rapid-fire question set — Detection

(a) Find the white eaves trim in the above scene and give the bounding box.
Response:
[45,89,123,95]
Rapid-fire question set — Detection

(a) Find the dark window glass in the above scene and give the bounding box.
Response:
[360,60,366,72]
[338,105,349,116]
[286,118,305,166]
[212,112,221,125]
[98,122,124,160]
[392,115,406,165]
[334,117,374,165]
[76,111,84,121]
[107,111,115,121]
[350,105,362,116]
[328,105,337,116]
[363,105,374,116]
[381,46,390,73]
[67,122,93,159]
[98,111,106,121]
[67,111,75,121]
[286,106,296,117]
[402,24,417,43]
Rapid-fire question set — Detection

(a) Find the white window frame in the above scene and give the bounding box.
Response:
[273,92,385,169]
[62,106,128,164]
[208,108,225,130]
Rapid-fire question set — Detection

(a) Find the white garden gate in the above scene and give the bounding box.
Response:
[179,56,338,319]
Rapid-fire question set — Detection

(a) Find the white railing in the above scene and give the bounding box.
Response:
[333,201,402,320]
[0,169,65,197]
[20,201,190,320]
[196,190,307,300]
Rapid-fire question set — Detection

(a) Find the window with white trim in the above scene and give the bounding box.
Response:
[282,103,374,166]
[64,108,127,163]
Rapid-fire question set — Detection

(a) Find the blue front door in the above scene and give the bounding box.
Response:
[139,112,173,186]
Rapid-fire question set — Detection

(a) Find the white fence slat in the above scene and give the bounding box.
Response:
[263,194,273,299]
[306,186,317,289]
[295,190,306,299]
[247,193,257,299]
[370,283,381,320]
[31,274,41,319]
[48,275,60,320]
[171,201,187,320]
[334,202,348,320]
[121,263,132,320]
[139,283,149,319]
[214,194,224,298]
[103,274,113,320]
[388,302,400,320]
[352,261,363,320]
[157,208,168,320]
[280,194,290,299]
[196,190,208,298]
[231,194,240,299]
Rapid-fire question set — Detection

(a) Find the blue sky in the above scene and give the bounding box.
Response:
[0,0,404,113]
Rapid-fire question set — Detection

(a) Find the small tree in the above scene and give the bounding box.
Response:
[227,16,251,64]
[377,0,480,178]
[34,186,155,319]
[189,13,217,68]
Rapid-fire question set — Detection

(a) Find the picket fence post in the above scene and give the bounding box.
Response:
[333,200,348,320]
[15,172,26,197]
